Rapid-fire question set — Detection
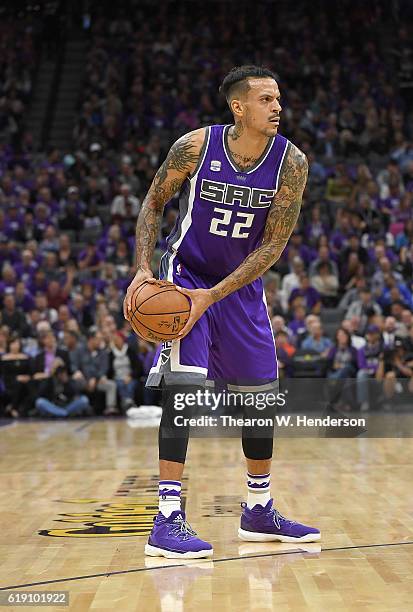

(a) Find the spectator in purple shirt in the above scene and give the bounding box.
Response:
[28,270,48,296]
[287,305,307,343]
[330,213,353,254]
[98,224,123,258]
[14,249,38,283]
[5,203,23,238]
[15,281,35,312]
[289,273,321,314]
[285,230,316,266]
[78,242,103,275]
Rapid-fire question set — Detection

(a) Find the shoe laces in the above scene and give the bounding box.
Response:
[168,515,197,540]
[270,507,295,529]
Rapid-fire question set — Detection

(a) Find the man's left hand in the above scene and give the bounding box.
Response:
[176,287,214,339]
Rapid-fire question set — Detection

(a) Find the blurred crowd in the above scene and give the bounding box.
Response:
[1,1,413,417]
[0,9,42,151]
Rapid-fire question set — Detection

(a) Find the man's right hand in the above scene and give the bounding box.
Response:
[123,268,155,320]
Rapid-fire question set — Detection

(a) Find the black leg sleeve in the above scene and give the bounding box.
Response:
[241,389,277,460]
[158,385,190,464]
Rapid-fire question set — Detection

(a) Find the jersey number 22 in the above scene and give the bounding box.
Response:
[209,208,254,239]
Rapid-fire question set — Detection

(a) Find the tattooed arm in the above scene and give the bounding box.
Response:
[177,142,308,336]
[135,128,205,272]
[123,128,205,317]
[210,142,308,301]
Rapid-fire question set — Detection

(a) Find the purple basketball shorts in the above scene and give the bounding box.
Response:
[146,258,278,391]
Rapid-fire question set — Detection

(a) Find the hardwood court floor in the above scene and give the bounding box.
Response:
[0,418,412,611]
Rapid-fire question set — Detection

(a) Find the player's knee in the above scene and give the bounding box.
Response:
[242,435,273,460]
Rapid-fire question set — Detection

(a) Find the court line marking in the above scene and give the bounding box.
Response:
[1,540,413,591]
[74,422,93,433]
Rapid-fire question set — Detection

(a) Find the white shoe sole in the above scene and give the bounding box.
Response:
[238,528,321,543]
[144,544,213,559]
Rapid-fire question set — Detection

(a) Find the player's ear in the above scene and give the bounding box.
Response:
[230,98,244,119]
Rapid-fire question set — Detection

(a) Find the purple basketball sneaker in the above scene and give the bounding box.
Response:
[145,510,213,559]
[238,499,320,543]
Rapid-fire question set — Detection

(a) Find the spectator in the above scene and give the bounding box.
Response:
[108,331,143,412]
[289,273,321,314]
[274,330,295,378]
[287,305,307,344]
[34,292,58,325]
[327,329,358,378]
[35,363,90,417]
[0,335,31,417]
[345,288,382,334]
[341,318,367,350]
[30,330,71,381]
[109,239,132,278]
[326,328,358,410]
[309,246,339,279]
[110,183,140,219]
[1,293,28,337]
[76,330,118,415]
[14,249,38,283]
[14,281,35,313]
[371,257,403,294]
[69,293,94,331]
[0,328,9,356]
[356,325,384,411]
[339,277,367,312]
[301,321,333,357]
[376,339,413,409]
[78,241,103,275]
[61,330,86,373]
[310,262,339,307]
[271,315,292,339]
[59,197,83,232]
[280,256,304,311]
[57,235,75,268]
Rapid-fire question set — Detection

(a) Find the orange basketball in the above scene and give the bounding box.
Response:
[127,280,191,342]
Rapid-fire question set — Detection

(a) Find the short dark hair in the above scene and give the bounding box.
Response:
[219,65,277,103]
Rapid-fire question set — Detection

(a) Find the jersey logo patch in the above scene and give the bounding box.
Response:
[160,342,172,365]
[210,160,221,172]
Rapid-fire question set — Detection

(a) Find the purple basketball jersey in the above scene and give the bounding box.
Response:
[160,125,289,280]
[148,125,288,389]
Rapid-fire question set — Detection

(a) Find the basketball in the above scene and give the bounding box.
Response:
[127,280,191,342]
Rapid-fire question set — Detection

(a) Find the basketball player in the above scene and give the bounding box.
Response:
[124,66,320,558]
